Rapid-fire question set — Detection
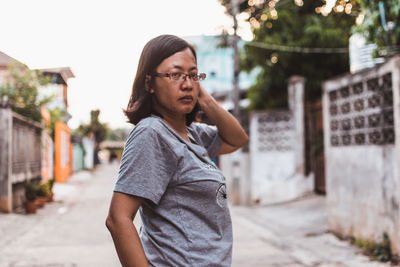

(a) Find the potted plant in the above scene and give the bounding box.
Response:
[36,182,50,208]
[47,178,55,202]
[24,181,38,214]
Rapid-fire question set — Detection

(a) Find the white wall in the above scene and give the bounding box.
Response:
[322,55,400,254]
[220,151,251,205]
[249,110,313,205]
[82,137,95,170]
[220,76,313,206]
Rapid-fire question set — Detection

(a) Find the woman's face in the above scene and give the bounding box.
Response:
[150,47,199,119]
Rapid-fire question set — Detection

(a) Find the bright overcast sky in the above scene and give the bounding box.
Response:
[0,0,252,129]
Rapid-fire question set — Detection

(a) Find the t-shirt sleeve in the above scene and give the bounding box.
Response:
[113,127,176,205]
[191,122,222,158]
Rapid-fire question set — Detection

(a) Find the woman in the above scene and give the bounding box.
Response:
[106,35,248,267]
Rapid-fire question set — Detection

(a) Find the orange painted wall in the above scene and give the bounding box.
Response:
[54,122,71,183]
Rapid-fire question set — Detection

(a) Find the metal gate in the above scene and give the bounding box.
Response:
[305,100,326,193]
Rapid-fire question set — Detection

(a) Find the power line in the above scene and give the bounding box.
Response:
[247,41,349,54]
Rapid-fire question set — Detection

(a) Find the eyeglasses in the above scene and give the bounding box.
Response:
[152,72,206,82]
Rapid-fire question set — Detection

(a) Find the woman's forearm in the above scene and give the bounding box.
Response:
[198,90,248,148]
[107,217,149,267]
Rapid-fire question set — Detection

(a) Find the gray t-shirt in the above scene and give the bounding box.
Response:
[114,115,232,267]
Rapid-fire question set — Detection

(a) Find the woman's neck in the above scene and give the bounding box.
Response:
[153,107,188,138]
[163,116,192,142]
[152,98,190,141]
[163,115,186,134]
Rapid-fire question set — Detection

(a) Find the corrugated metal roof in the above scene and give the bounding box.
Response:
[38,67,75,85]
[39,67,75,78]
[0,51,23,67]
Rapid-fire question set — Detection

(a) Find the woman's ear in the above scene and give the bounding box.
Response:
[145,75,154,93]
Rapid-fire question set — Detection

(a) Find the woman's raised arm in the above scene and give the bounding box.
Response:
[197,86,249,155]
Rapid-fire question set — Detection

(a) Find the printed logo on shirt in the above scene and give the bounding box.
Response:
[216,183,227,208]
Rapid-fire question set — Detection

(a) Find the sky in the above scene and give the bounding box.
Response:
[0,0,252,129]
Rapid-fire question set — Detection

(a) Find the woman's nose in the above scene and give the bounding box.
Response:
[181,76,193,90]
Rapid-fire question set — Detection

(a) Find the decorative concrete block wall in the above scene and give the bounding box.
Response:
[250,111,296,203]
[322,55,400,254]
[221,76,313,205]
[249,76,313,204]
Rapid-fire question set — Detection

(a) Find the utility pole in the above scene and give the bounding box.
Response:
[231,0,240,122]
[230,0,246,206]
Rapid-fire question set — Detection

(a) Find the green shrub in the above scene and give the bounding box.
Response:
[48,178,55,191]
[354,233,391,262]
[37,182,51,197]
[24,182,38,202]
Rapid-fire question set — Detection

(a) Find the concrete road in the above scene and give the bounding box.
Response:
[0,163,120,267]
[0,163,391,267]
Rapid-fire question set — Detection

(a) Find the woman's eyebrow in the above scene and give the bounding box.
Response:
[171,65,198,71]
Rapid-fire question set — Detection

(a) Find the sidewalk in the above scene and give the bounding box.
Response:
[0,163,392,267]
[231,195,390,267]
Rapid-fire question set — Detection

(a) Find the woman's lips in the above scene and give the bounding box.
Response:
[179,96,193,103]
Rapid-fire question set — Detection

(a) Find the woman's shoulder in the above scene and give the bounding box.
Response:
[127,115,171,144]
[126,116,180,159]
[132,116,165,133]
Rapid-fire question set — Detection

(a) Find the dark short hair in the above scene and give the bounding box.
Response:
[124,35,199,125]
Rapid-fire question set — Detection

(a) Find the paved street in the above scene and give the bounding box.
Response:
[0,163,391,267]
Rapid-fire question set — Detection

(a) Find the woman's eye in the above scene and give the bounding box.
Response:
[189,73,198,80]
[170,72,181,79]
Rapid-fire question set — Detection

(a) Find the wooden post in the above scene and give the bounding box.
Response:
[0,106,13,212]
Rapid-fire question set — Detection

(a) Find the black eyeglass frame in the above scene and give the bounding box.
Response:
[152,72,206,82]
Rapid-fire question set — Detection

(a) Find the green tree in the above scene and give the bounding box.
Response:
[219,0,358,109]
[320,0,399,56]
[106,127,130,141]
[48,107,69,139]
[353,0,399,55]
[75,109,108,144]
[75,109,109,165]
[0,61,52,121]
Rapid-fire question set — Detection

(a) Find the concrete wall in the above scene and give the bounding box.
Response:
[220,151,251,205]
[322,55,400,254]
[249,111,313,204]
[220,76,313,205]
[82,137,95,170]
[73,143,85,172]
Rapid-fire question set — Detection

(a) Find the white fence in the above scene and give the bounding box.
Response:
[322,55,400,254]
[221,76,313,205]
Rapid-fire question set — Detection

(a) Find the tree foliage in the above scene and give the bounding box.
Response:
[353,0,400,55]
[106,127,130,141]
[48,107,69,139]
[0,61,52,121]
[75,109,108,144]
[219,0,358,109]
